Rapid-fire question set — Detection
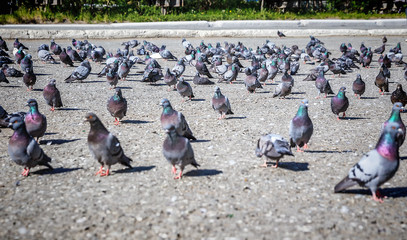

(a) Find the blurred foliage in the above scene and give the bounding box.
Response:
[0,0,405,24]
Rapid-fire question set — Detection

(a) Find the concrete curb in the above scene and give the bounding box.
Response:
[1,19,406,39]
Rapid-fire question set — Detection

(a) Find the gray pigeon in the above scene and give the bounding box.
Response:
[289,99,313,152]
[141,64,162,84]
[43,79,63,111]
[255,134,294,168]
[8,116,53,176]
[37,49,56,63]
[159,45,177,61]
[352,74,366,99]
[382,102,405,147]
[160,98,196,141]
[25,99,47,142]
[0,69,9,84]
[65,60,91,83]
[85,112,132,176]
[331,87,349,120]
[118,60,130,81]
[106,68,119,89]
[162,126,199,179]
[212,86,233,119]
[163,67,177,91]
[23,68,36,91]
[172,59,186,77]
[107,88,127,125]
[273,81,292,99]
[2,64,23,77]
[176,77,194,101]
[334,122,402,203]
[244,70,263,93]
[193,72,214,85]
[315,70,334,98]
[0,105,8,128]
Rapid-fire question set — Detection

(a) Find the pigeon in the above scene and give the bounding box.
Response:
[382,35,387,44]
[43,79,63,111]
[50,39,62,55]
[160,98,196,141]
[14,38,28,50]
[37,49,56,64]
[107,88,127,125]
[0,105,9,128]
[23,69,36,91]
[212,86,233,120]
[375,67,389,95]
[352,74,366,99]
[59,48,74,67]
[255,134,294,168]
[20,54,33,73]
[257,62,268,85]
[374,44,385,55]
[289,99,313,152]
[162,126,199,179]
[159,45,177,61]
[106,68,119,89]
[382,102,406,147]
[0,36,9,51]
[315,71,334,98]
[141,64,162,84]
[2,64,23,77]
[334,122,402,203]
[0,70,10,84]
[193,72,214,85]
[277,30,286,38]
[14,47,25,64]
[281,70,294,86]
[176,77,194,101]
[163,67,177,91]
[331,87,349,120]
[391,84,407,106]
[118,60,131,81]
[122,40,139,48]
[195,56,213,78]
[65,60,91,83]
[244,70,263,93]
[273,81,292,99]
[85,112,132,176]
[66,46,83,62]
[0,48,10,57]
[182,38,193,49]
[25,99,47,142]
[172,59,185,78]
[8,116,52,176]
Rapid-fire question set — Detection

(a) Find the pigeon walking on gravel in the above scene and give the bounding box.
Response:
[65,60,91,83]
[273,81,292,99]
[107,88,127,125]
[315,71,334,98]
[195,56,213,78]
[141,64,162,84]
[66,46,83,62]
[331,87,349,120]
[162,126,199,179]
[160,98,196,141]
[106,68,119,89]
[50,39,62,55]
[352,74,366,99]
[289,99,313,152]
[118,60,131,81]
[14,38,28,50]
[375,67,389,95]
[20,54,33,73]
[43,79,63,111]
[334,122,402,203]
[0,70,9,84]
[212,86,233,120]
[176,77,194,101]
[23,68,36,91]
[59,48,74,67]
[24,99,47,143]
[244,70,263,93]
[277,30,286,38]
[391,84,407,106]
[163,67,177,91]
[0,36,9,51]
[382,102,406,147]
[8,116,53,176]
[255,134,293,168]
[159,45,177,61]
[85,112,133,176]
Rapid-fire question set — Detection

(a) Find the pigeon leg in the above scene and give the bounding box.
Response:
[174,170,183,179]
[342,112,346,118]
[272,161,279,168]
[50,106,55,112]
[304,143,309,150]
[261,160,268,168]
[114,118,120,125]
[296,146,304,152]
[21,168,30,176]
[336,115,340,120]
[172,165,177,175]
[95,166,105,176]
[372,190,384,203]
[100,167,110,176]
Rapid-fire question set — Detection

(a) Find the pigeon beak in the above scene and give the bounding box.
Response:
[8,122,13,128]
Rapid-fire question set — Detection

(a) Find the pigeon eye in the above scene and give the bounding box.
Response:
[89,115,93,119]
[14,120,18,123]
[392,126,396,130]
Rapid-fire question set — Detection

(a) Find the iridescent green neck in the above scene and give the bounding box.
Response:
[297,105,307,116]
[163,105,173,114]
[337,91,345,99]
[29,105,37,113]
[389,110,400,122]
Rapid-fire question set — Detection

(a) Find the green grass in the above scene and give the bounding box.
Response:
[0,7,405,24]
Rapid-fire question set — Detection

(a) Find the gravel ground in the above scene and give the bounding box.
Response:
[0,36,407,240]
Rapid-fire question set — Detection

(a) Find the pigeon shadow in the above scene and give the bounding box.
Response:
[400,156,407,161]
[32,89,43,92]
[360,96,379,100]
[191,98,206,102]
[40,138,81,145]
[278,162,309,171]
[291,92,306,95]
[114,165,155,174]
[116,86,132,90]
[183,169,223,177]
[1,85,21,88]
[341,117,369,120]
[227,116,247,120]
[306,150,353,154]
[83,80,105,84]
[34,73,53,76]
[44,132,58,136]
[32,167,82,175]
[121,119,153,124]
[256,91,271,94]
[337,187,407,199]
[191,139,211,143]
[58,107,88,111]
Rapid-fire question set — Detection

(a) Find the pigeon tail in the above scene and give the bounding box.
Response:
[39,153,53,170]
[334,176,358,193]
[119,155,133,169]
[191,161,200,168]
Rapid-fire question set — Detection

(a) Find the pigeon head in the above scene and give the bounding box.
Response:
[396,84,403,91]
[48,79,56,85]
[114,88,123,98]
[392,102,404,113]
[67,46,72,50]
[26,99,38,108]
[84,112,99,124]
[178,77,185,83]
[214,86,221,94]
[338,87,346,93]
[300,99,309,107]
[8,116,25,130]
